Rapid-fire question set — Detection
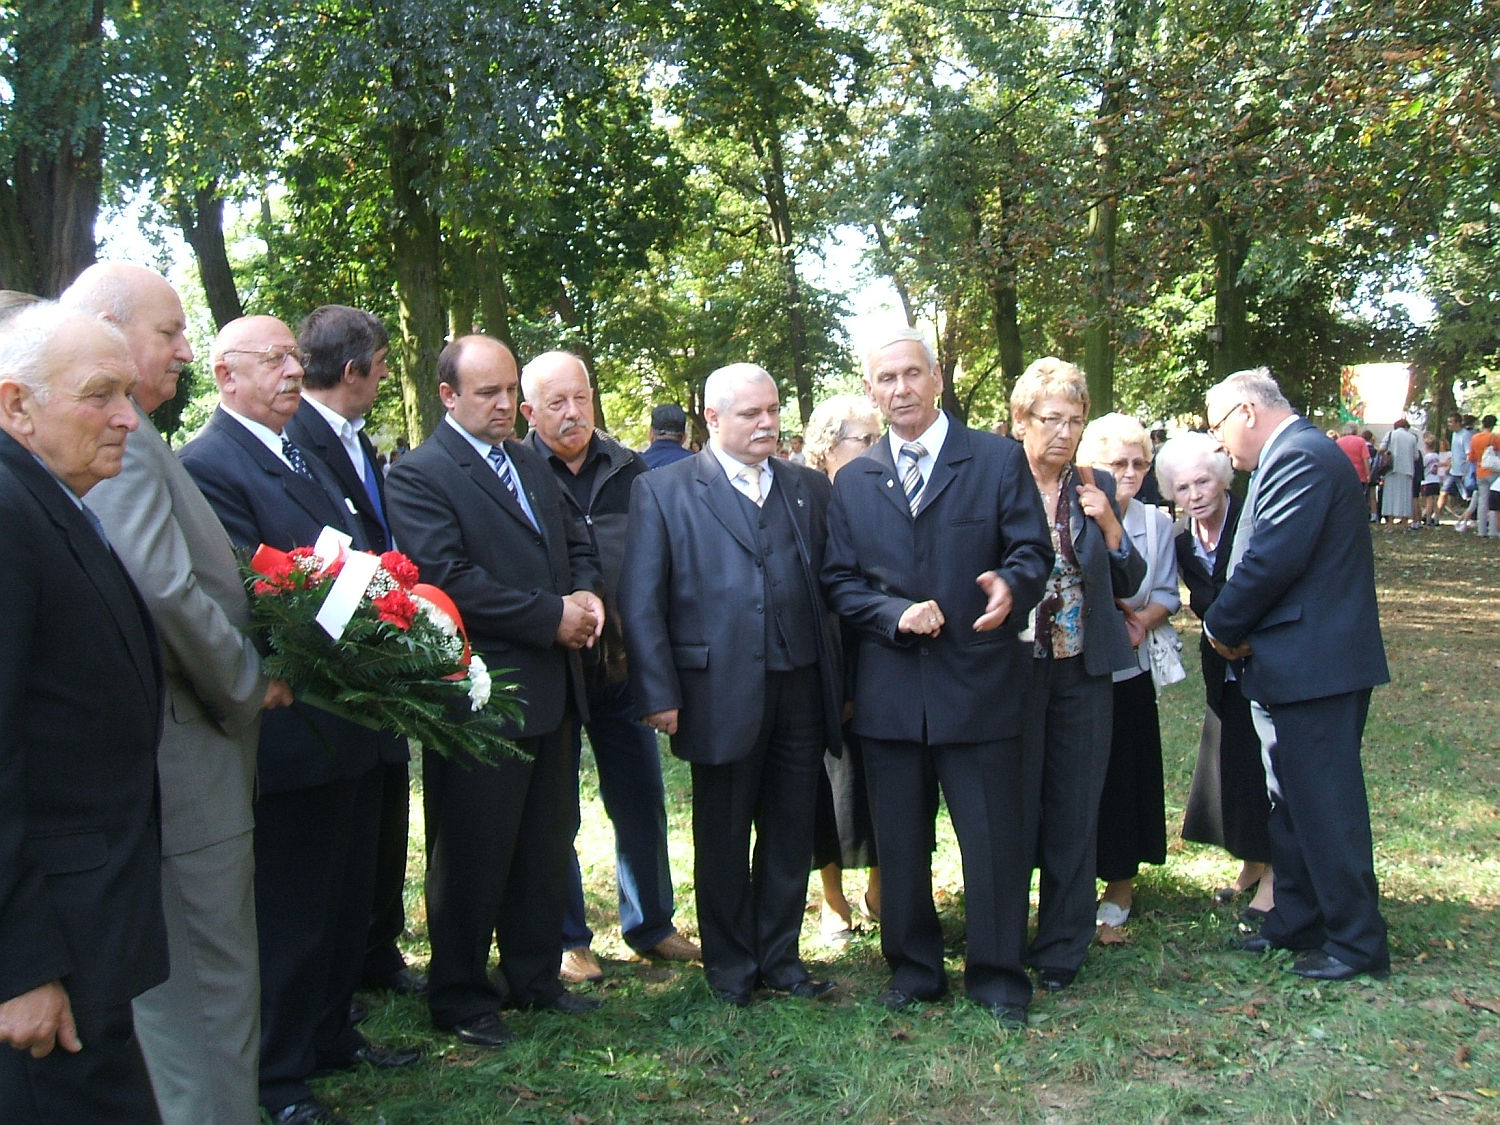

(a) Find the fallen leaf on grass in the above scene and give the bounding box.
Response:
[1140,1043,1179,1059]
[1096,923,1127,945]
[889,1029,911,1042]
[1452,990,1500,1015]
[1454,1044,1472,1066]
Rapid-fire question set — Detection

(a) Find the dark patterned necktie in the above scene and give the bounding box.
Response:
[489,445,538,531]
[899,441,927,514]
[281,435,312,479]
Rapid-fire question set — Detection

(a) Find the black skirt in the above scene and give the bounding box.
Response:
[811,728,878,870]
[1181,679,1272,862]
[1095,670,1168,882]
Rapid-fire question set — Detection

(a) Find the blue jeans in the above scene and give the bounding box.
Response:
[563,677,676,953]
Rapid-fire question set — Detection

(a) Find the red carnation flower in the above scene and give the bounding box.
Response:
[380,551,420,589]
[373,588,417,630]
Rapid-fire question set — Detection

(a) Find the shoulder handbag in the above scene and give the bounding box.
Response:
[1140,505,1186,692]
[1483,441,1500,473]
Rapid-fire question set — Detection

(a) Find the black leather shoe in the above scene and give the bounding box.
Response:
[1239,906,1269,924]
[526,990,603,1014]
[450,1012,517,1048]
[1035,967,1076,992]
[1290,950,1390,981]
[363,967,428,996]
[768,978,838,1001]
[314,1041,422,1075]
[875,985,944,1011]
[348,999,368,1025]
[271,1099,343,1124]
[1233,933,1275,953]
[710,986,752,1008]
[983,1001,1029,1029]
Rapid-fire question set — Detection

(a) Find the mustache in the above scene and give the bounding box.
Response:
[557,419,588,436]
[751,428,779,442]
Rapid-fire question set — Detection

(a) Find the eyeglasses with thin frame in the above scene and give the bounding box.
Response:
[222,345,309,369]
[1030,412,1086,433]
[836,431,879,448]
[1207,402,1247,437]
[1106,457,1151,473]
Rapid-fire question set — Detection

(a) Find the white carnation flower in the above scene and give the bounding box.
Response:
[466,654,492,711]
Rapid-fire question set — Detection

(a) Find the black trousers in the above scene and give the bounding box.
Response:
[1254,690,1389,971]
[690,667,823,998]
[424,726,575,1029]
[361,758,413,986]
[255,767,382,1114]
[864,734,1032,1008]
[0,1001,160,1124]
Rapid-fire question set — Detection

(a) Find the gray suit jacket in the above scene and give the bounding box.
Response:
[86,404,265,856]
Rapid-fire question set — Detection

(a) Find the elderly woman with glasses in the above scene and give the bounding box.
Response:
[1155,432,1275,920]
[1011,359,1145,992]
[802,394,888,943]
[1076,414,1181,929]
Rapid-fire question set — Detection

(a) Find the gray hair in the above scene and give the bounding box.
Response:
[1076,411,1149,468]
[860,324,935,377]
[0,302,125,403]
[1153,431,1233,494]
[803,393,881,472]
[704,363,775,414]
[519,350,589,403]
[1009,356,1089,424]
[1208,367,1289,412]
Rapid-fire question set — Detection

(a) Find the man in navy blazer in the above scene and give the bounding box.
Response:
[821,326,1052,1026]
[620,363,843,1007]
[181,315,417,1125]
[287,305,423,1000]
[0,305,166,1123]
[1204,368,1390,981]
[385,335,605,1049]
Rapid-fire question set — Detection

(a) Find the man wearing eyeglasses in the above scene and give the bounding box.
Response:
[820,325,1052,1028]
[1202,368,1390,983]
[182,316,418,1125]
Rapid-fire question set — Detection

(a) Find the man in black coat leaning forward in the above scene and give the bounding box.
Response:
[0,303,167,1123]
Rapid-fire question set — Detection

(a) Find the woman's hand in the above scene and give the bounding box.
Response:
[1077,479,1124,550]
[1118,602,1147,648]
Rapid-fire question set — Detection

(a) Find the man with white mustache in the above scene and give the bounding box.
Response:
[620,363,844,1007]
[518,352,700,984]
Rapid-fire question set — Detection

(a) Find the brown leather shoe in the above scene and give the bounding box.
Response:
[647,933,702,962]
[559,946,604,983]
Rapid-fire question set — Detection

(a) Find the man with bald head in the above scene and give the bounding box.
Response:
[0,303,166,1123]
[386,335,606,1048]
[519,351,699,983]
[182,315,416,1125]
[64,264,286,1125]
[619,363,843,1007]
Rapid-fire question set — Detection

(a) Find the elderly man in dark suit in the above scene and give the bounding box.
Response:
[0,304,166,1123]
[286,305,424,1000]
[65,264,288,1125]
[1204,368,1391,981]
[181,315,418,1125]
[619,362,843,1008]
[385,335,606,1049]
[821,326,1053,1027]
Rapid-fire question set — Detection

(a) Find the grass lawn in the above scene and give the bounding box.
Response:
[319,524,1500,1124]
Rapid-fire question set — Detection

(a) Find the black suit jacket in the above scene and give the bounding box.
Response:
[384,420,600,741]
[1204,417,1389,705]
[0,432,167,1009]
[179,407,380,795]
[619,450,843,766]
[822,421,1054,743]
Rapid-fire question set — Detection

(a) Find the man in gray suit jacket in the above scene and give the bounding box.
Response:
[620,363,843,1008]
[64,264,290,1125]
[1205,368,1390,981]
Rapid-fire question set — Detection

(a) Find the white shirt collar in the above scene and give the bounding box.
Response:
[221,404,296,471]
[886,409,949,469]
[304,393,367,480]
[444,412,511,461]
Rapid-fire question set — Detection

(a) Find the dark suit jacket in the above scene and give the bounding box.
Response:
[1062,467,1147,678]
[619,449,842,765]
[384,420,600,741]
[821,421,1054,743]
[179,407,380,795]
[0,432,167,1009]
[1204,416,1390,705]
[1175,492,1243,713]
[285,399,409,765]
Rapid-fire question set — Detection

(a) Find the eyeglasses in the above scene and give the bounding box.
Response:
[1207,402,1247,436]
[1031,412,1085,433]
[836,431,879,448]
[222,345,309,369]
[1106,457,1151,473]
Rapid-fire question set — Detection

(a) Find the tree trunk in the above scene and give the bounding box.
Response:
[1208,207,1251,378]
[758,131,814,424]
[872,221,916,326]
[174,182,243,329]
[389,120,447,442]
[0,0,105,295]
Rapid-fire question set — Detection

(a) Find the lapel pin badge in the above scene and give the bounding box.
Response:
[885,479,894,488]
